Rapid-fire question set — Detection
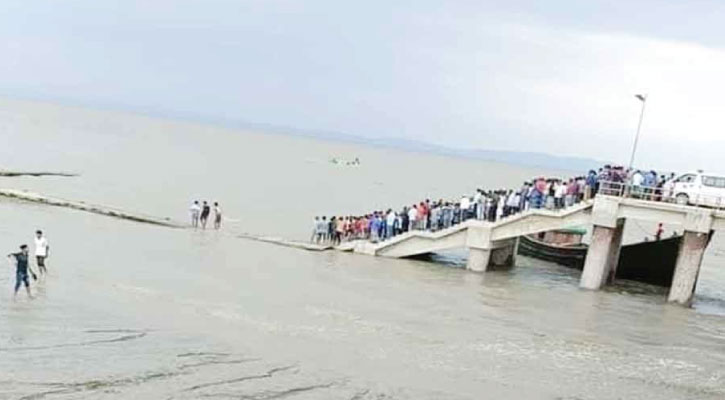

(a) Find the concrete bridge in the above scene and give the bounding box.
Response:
[339,196,722,306]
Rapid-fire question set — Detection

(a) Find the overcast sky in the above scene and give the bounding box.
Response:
[2,1,725,171]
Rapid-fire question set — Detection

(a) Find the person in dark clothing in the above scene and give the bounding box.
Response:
[200,201,211,229]
[8,244,36,300]
[401,207,409,233]
[655,223,664,241]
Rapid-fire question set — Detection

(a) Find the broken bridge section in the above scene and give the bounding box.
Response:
[345,197,724,307]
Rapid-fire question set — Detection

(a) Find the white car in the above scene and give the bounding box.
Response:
[671,171,725,207]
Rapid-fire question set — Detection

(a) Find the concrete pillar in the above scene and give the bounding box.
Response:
[668,231,709,306]
[580,222,623,290]
[605,221,625,284]
[490,238,517,269]
[467,247,491,272]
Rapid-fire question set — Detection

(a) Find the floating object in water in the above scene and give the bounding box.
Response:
[329,157,360,166]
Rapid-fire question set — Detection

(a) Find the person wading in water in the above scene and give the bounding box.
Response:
[213,202,222,230]
[190,200,201,228]
[200,201,211,229]
[8,244,37,300]
[34,230,49,276]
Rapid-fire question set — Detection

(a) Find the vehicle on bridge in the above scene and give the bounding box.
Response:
[671,171,725,207]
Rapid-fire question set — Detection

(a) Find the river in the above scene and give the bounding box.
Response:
[0,98,723,399]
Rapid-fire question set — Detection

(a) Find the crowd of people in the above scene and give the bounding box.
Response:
[7,230,50,300]
[189,200,223,229]
[311,165,678,245]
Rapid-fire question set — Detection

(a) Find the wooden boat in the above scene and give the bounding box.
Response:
[518,230,587,268]
[518,229,682,287]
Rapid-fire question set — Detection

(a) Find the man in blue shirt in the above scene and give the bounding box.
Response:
[8,244,36,300]
[586,170,598,199]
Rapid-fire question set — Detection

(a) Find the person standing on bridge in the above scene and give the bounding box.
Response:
[459,195,471,222]
[496,194,504,221]
[518,183,529,212]
[585,170,598,200]
[401,207,409,233]
[441,202,452,228]
[424,200,432,230]
[631,170,644,198]
[395,211,403,236]
[473,189,483,220]
[564,179,575,207]
[554,180,566,209]
[407,205,418,231]
[419,202,429,230]
[386,209,396,239]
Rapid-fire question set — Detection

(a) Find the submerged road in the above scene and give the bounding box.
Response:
[0,188,183,228]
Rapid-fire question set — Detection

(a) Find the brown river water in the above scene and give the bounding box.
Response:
[0,98,724,399]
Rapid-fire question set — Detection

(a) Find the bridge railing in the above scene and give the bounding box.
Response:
[597,180,725,211]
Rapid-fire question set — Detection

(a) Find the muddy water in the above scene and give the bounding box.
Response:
[0,98,724,399]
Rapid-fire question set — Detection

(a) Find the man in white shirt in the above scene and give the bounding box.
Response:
[34,230,50,275]
[459,195,471,221]
[506,191,519,215]
[407,205,418,231]
[386,210,396,239]
[473,189,482,220]
[189,201,201,228]
[631,170,644,198]
[554,181,567,209]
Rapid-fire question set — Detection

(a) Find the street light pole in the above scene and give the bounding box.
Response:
[628,94,647,171]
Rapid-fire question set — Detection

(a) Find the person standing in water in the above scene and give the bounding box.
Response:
[200,201,211,229]
[8,245,36,300]
[34,230,49,276]
[190,201,201,228]
[213,202,222,230]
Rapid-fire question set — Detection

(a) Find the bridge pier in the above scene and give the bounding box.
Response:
[579,221,624,290]
[668,231,709,306]
[466,238,517,272]
[467,247,491,272]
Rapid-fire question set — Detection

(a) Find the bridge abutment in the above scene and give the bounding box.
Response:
[668,231,709,306]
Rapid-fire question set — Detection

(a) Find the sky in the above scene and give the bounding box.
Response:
[1,0,725,171]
